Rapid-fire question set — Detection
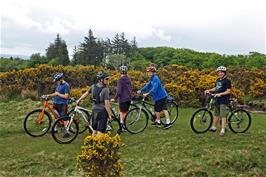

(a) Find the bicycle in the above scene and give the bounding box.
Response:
[190,93,252,134]
[51,99,123,144]
[24,95,61,137]
[124,96,178,134]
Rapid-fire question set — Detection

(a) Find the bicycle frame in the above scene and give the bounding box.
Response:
[37,100,58,124]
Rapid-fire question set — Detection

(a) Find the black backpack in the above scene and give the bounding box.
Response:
[92,84,104,104]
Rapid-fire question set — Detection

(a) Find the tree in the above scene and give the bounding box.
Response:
[46,34,70,65]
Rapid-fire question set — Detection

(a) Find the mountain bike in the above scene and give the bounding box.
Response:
[124,96,178,134]
[190,93,252,134]
[24,96,62,137]
[51,99,123,144]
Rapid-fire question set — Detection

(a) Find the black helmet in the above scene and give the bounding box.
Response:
[96,71,109,80]
[53,73,64,82]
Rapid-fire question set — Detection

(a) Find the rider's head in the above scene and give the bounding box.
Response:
[96,71,109,85]
[216,66,227,78]
[53,73,64,83]
[146,65,156,77]
[119,65,128,74]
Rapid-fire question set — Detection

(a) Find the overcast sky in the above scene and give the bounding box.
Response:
[1,0,265,58]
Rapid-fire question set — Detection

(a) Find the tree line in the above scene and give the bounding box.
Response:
[1,29,265,72]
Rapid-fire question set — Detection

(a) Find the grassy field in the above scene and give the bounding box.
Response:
[0,99,265,177]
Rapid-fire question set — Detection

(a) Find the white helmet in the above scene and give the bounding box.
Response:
[119,65,128,74]
[216,66,227,72]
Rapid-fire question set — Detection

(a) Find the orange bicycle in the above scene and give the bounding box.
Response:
[24,95,62,137]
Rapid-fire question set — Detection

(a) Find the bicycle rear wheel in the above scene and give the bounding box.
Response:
[124,108,148,134]
[106,117,122,137]
[51,116,79,144]
[190,108,213,134]
[24,109,52,137]
[160,101,178,125]
[68,109,91,134]
[228,109,251,133]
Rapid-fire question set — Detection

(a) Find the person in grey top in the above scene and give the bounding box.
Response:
[76,72,112,136]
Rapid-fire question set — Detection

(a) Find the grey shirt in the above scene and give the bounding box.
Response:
[89,83,110,110]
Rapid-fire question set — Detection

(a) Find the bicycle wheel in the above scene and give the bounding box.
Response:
[190,108,213,134]
[160,101,179,125]
[24,109,52,137]
[106,117,122,137]
[228,109,251,133]
[68,108,91,134]
[124,107,149,134]
[51,116,79,144]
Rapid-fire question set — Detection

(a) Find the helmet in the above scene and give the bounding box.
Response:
[119,65,128,74]
[146,66,156,72]
[216,66,227,72]
[96,71,109,80]
[53,73,64,82]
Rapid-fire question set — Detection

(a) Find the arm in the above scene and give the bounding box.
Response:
[105,100,112,120]
[76,91,89,104]
[140,81,151,93]
[114,79,122,101]
[148,79,159,95]
[215,88,231,97]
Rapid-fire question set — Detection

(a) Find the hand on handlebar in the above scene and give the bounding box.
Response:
[137,90,141,94]
[143,93,149,97]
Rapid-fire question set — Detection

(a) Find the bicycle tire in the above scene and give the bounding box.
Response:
[107,117,122,136]
[68,108,91,134]
[191,108,213,134]
[160,101,179,125]
[51,116,79,144]
[24,109,52,137]
[124,107,149,134]
[228,109,251,133]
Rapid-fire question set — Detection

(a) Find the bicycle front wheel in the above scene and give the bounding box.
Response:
[124,108,148,134]
[24,109,52,137]
[68,109,91,134]
[51,116,79,144]
[190,108,213,134]
[228,109,251,133]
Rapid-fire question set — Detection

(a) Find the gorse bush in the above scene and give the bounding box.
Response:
[77,134,124,177]
[0,64,265,105]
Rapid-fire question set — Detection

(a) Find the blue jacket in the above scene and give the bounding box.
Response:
[140,74,167,102]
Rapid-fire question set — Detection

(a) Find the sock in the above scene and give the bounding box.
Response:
[211,126,216,130]
[166,119,170,124]
[156,119,161,124]
[221,128,225,133]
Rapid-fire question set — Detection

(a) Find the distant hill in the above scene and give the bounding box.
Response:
[0,54,29,60]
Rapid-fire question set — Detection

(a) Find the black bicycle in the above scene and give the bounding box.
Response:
[190,93,251,134]
[124,96,178,134]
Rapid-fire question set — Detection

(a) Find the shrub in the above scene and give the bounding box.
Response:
[77,134,124,177]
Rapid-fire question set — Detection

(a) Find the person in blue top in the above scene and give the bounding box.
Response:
[44,73,70,136]
[137,65,172,129]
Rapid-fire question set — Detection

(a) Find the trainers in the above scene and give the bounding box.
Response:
[219,131,225,137]
[106,124,112,131]
[163,123,172,129]
[152,121,161,127]
[209,127,217,132]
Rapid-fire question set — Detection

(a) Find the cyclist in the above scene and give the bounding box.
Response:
[111,65,132,129]
[204,66,231,137]
[76,72,112,136]
[44,73,70,137]
[137,65,172,129]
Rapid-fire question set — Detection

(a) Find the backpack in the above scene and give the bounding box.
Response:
[92,84,105,104]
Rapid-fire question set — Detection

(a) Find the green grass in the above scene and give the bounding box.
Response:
[0,100,265,177]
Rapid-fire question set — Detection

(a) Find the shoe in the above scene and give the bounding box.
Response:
[219,131,225,137]
[163,123,172,129]
[106,124,112,131]
[63,132,71,138]
[209,127,217,132]
[152,121,161,127]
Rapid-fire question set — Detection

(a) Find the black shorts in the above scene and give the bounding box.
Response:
[119,101,131,113]
[53,104,68,117]
[154,97,167,112]
[92,109,108,133]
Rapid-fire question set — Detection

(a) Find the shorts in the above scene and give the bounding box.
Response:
[214,104,228,118]
[53,104,68,117]
[119,101,131,113]
[154,97,167,112]
[92,109,108,133]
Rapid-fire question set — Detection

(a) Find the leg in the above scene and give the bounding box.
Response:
[210,104,220,131]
